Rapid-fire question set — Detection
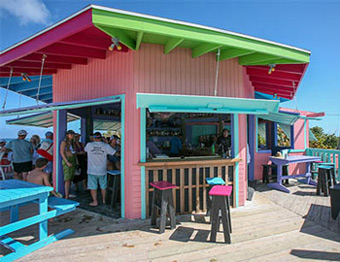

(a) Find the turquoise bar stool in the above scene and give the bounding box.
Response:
[317,165,335,196]
[206,177,226,216]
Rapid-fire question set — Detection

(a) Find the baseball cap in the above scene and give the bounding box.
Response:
[66,130,75,135]
[18,130,28,136]
[45,131,53,137]
[93,132,102,138]
[110,135,119,140]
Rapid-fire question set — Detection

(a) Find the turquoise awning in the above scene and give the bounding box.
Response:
[137,93,279,115]
[258,111,300,125]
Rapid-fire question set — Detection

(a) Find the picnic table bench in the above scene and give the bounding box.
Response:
[0,180,79,261]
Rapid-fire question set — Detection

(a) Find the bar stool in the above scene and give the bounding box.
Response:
[316,165,334,196]
[206,177,225,216]
[209,185,232,243]
[106,170,120,207]
[150,181,177,233]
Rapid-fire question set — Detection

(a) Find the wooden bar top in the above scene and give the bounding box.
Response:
[139,157,241,167]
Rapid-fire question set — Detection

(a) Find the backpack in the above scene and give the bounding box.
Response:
[37,141,53,161]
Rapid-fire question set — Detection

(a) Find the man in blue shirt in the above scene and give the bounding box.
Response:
[2,130,33,180]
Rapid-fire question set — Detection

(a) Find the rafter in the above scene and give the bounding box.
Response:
[96,25,136,50]
[239,53,280,65]
[38,43,106,59]
[136,32,144,50]
[20,54,88,65]
[164,38,183,54]
[246,68,301,82]
[250,76,296,87]
[8,61,72,70]
[219,48,254,61]
[192,43,222,58]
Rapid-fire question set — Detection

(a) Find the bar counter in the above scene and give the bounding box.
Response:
[139,157,241,217]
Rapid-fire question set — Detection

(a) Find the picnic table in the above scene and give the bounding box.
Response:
[0,180,78,261]
[268,155,320,193]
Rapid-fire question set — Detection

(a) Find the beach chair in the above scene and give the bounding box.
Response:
[0,151,13,180]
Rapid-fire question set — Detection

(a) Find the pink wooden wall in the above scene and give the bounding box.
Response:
[53,43,253,218]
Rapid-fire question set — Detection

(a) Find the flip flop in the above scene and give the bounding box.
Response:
[89,202,98,207]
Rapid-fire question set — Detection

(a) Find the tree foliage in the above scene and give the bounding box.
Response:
[310,126,339,149]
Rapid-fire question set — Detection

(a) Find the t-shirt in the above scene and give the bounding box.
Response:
[85,142,116,176]
[6,139,33,163]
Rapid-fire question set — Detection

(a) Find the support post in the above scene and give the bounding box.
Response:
[54,109,67,196]
[232,114,239,207]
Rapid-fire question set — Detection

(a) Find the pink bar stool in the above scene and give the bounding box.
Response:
[150,181,177,233]
[209,185,232,243]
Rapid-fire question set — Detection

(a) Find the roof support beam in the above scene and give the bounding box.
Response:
[250,76,296,87]
[20,54,88,65]
[246,68,301,82]
[192,43,222,58]
[255,88,292,99]
[164,38,183,54]
[239,53,280,65]
[6,79,52,92]
[21,87,52,96]
[59,33,111,50]
[38,43,106,59]
[219,48,254,61]
[0,67,57,75]
[254,86,294,95]
[95,25,136,50]
[252,82,295,91]
[7,61,72,70]
[136,32,144,50]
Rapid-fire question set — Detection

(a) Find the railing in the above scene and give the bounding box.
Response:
[306,148,340,179]
[139,158,239,217]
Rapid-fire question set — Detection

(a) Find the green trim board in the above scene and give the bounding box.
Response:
[92,7,310,65]
[136,93,280,115]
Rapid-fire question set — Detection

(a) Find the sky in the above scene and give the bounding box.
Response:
[1,0,340,139]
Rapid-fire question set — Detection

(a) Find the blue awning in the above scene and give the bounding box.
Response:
[0,75,53,103]
[0,95,122,117]
[137,93,279,115]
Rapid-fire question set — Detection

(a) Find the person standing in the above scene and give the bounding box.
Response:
[60,130,77,199]
[217,128,231,156]
[73,133,87,191]
[30,135,41,168]
[37,131,54,175]
[2,130,33,180]
[85,132,116,206]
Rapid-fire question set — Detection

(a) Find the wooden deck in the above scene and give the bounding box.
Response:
[1,181,340,261]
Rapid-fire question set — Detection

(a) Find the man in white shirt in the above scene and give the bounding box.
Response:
[85,132,116,206]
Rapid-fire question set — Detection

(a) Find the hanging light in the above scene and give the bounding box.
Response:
[108,37,122,51]
[268,64,276,74]
[21,73,31,82]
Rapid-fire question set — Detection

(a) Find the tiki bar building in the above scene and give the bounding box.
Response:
[0,5,321,219]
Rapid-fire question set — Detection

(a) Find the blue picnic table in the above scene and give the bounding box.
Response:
[268,155,321,193]
[0,180,78,261]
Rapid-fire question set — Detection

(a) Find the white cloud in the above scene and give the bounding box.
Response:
[0,0,51,25]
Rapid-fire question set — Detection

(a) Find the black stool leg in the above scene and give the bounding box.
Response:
[220,197,231,244]
[210,197,219,242]
[151,189,157,226]
[226,195,232,233]
[167,189,176,229]
[159,191,168,234]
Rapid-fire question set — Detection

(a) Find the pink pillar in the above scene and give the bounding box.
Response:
[123,91,142,219]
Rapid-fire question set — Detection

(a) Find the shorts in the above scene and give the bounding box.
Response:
[13,161,32,173]
[62,155,76,181]
[87,174,107,190]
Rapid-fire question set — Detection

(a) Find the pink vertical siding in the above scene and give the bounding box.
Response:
[53,43,253,217]
[238,114,248,206]
[133,44,246,98]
